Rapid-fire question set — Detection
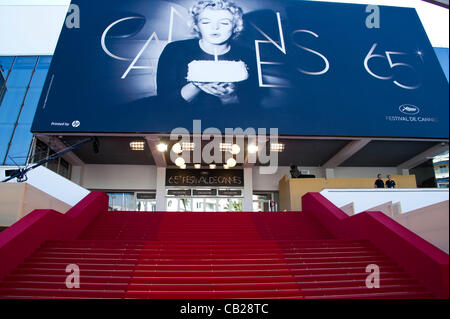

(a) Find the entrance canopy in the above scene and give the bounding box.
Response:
[35,134,449,171]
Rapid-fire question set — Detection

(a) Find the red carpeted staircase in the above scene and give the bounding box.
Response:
[0,211,434,299]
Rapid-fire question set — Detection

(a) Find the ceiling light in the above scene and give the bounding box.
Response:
[209,164,216,169]
[230,144,241,155]
[220,143,232,152]
[182,142,195,151]
[194,164,201,169]
[172,143,182,154]
[130,141,145,151]
[248,144,258,154]
[271,143,285,152]
[175,157,185,167]
[156,143,168,152]
[227,157,237,168]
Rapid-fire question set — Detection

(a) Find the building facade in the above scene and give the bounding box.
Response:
[0,0,449,212]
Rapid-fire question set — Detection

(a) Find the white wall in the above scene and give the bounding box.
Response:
[320,188,449,214]
[81,165,157,190]
[0,165,89,206]
[394,200,449,253]
[78,165,409,192]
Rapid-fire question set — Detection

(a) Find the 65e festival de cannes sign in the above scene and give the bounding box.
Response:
[31,0,449,138]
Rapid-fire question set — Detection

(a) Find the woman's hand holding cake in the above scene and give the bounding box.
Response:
[181,81,237,103]
[194,82,236,96]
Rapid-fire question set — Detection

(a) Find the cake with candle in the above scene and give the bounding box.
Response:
[186,60,249,83]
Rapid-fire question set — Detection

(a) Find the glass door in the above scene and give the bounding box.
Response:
[166,198,179,212]
[193,198,205,212]
[136,199,157,212]
[253,193,277,212]
[205,198,217,212]
[217,198,229,212]
[165,194,244,212]
[179,198,192,212]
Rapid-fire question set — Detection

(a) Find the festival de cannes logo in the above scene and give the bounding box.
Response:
[399,104,420,115]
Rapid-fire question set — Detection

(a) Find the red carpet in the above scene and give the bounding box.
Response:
[0,211,433,298]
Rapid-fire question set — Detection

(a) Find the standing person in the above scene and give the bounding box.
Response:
[386,175,396,188]
[156,0,259,110]
[374,174,385,188]
[290,164,301,178]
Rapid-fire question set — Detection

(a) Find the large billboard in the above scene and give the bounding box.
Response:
[31,0,449,138]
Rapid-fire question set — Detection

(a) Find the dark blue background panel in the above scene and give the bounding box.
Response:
[31,0,449,138]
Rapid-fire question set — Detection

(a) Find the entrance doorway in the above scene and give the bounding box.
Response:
[165,188,244,212]
[253,193,279,212]
[136,198,157,212]
[166,197,243,212]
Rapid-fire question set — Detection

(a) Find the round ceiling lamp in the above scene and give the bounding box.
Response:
[156,143,168,152]
[227,157,237,168]
[175,157,185,167]
[248,144,258,154]
[230,144,241,155]
[172,143,182,154]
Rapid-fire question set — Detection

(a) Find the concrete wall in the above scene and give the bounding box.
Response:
[321,187,448,214]
[81,165,158,191]
[279,174,418,211]
[0,183,71,227]
[77,164,405,193]
[1,166,89,206]
[338,198,450,254]
[393,201,449,254]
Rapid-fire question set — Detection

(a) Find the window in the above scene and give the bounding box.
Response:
[439,166,448,174]
[0,65,6,105]
[0,56,52,165]
[107,193,135,211]
[30,139,71,179]
[32,139,49,163]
